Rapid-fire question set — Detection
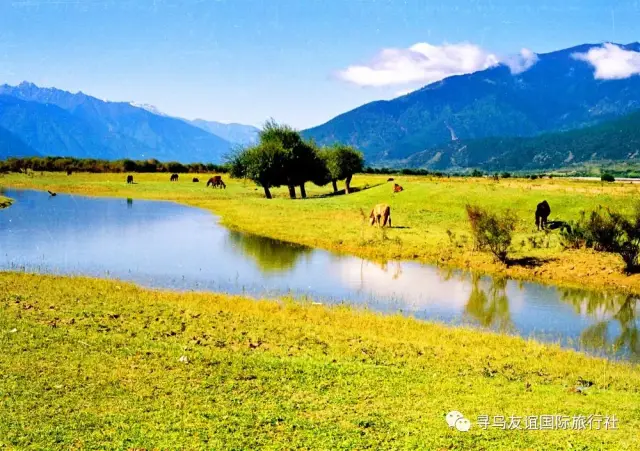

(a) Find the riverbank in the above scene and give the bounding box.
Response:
[2,172,640,294]
[1,272,638,449]
[0,195,11,209]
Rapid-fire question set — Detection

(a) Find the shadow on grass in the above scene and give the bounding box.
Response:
[623,265,640,275]
[546,220,571,231]
[506,256,556,268]
[315,182,386,198]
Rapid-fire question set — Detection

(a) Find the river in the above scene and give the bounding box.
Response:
[0,188,638,361]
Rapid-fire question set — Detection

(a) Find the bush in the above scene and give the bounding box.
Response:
[500,172,511,179]
[466,204,517,263]
[601,173,615,182]
[559,213,589,249]
[560,206,640,273]
[470,169,483,177]
[530,174,538,180]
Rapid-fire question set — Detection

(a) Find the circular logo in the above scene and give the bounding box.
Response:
[446,411,464,427]
[455,417,471,432]
[446,411,471,432]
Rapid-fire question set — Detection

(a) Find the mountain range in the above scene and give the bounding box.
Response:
[303,42,640,168]
[189,120,259,146]
[3,42,640,169]
[0,82,257,163]
[130,102,259,146]
[403,109,640,171]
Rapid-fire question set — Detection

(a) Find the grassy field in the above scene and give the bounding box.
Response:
[2,171,640,293]
[0,195,11,209]
[1,272,638,449]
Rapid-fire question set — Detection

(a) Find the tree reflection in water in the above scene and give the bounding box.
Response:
[464,274,514,332]
[226,231,313,272]
[561,288,639,359]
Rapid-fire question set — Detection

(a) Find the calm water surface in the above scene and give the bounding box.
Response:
[1,188,638,361]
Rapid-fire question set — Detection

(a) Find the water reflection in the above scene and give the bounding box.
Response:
[464,276,514,332]
[1,188,639,362]
[561,289,639,359]
[226,231,313,273]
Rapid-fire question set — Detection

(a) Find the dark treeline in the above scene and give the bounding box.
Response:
[363,167,449,177]
[1,152,560,184]
[0,157,229,174]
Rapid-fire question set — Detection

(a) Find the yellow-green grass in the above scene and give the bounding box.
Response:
[3,172,640,293]
[0,195,11,209]
[1,272,638,450]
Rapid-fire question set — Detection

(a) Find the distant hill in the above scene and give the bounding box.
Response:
[0,82,232,163]
[0,95,116,159]
[303,42,640,164]
[0,123,38,159]
[189,120,259,146]
[128,102,259,146]
[403,110,640,171]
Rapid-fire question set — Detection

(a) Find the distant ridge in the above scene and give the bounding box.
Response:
[303,42,640,166]
[402,109,640,171]
[0,82,232,163]
[0,123,39,159]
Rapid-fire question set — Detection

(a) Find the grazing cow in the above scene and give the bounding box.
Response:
[393,183,404,193]
[192,177,199,183]
[369,204,391,228]
[170,173,179,182]
[66,169,72,176]
[127,175,134,184]
[535,200,551,230]
[207,176,226,189]
[387,177,394,182]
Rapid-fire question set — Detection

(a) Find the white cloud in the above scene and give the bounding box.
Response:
[573,43,640,80]
[503,48,539,75]
[338,42,500,87]
[394,88,415,97]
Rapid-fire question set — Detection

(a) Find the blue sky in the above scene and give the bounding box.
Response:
[0,0,639,129]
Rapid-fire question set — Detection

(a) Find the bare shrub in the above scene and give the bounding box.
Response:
[465,204,517,263]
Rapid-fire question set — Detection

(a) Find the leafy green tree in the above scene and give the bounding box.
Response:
[229,141,287,199]
[320,144,364,194]
[259,120,329,198]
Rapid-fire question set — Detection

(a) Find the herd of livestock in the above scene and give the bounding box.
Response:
[111,173,553,232]
[124,173,226,188]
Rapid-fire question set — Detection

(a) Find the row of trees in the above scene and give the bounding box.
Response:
[0,157,228,174]
[229,120,364,199]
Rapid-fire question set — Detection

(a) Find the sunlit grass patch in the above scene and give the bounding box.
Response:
[0,195,11,209]
[3,172,640,293]
[1,272,638,449]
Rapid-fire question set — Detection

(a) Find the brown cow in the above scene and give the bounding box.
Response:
[369,204,391,228]
[192,177,199,183]
[393,183,404,193]
[207,176,226,189]
[126,175,134,184]
[170,173,179,182]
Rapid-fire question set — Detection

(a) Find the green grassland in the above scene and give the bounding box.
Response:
[3,171,640,294]
[0,195,11,209]
[1,272,638,450]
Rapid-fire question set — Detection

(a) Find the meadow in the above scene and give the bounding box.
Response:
[3,171,640,293]
[1,272,638,449]
[0,195,11,209]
